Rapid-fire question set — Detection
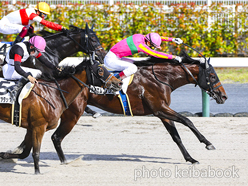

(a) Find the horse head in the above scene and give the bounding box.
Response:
[81,23,107,64]
[197,58,227,104]
[87,62,123,92]
[179,51,227,104]
[36,23,106,65]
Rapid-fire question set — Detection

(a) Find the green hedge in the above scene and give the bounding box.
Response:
[1,2,248,57]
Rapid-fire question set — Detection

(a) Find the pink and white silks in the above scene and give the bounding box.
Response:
[104,34,174,79]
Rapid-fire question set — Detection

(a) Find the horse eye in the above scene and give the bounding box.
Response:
[97,67,104,77]
[210,74,216,82]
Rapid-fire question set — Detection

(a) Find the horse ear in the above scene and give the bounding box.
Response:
[91,24,95,30]
[205,58,210,69]
[85,22,89,33]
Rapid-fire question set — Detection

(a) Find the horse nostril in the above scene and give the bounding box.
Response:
[222,95,228,100]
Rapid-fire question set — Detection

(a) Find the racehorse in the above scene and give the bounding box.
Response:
[0,59,122,174]
[3,45,228,164]
[50,51,228,164]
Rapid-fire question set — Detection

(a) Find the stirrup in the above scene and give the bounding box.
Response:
[7,89,17,101]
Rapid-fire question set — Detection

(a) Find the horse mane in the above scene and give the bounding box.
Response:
[134,50,201,66]
[40,59,90,81]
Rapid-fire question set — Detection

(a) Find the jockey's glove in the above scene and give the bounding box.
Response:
[175,56,182,63]
[172,38,183,45]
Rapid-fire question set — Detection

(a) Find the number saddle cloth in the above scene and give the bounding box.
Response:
[0,78,34,127]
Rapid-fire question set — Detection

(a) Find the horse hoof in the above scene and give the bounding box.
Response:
[93,112,102,119]
[187,158,199,164]
[0,152,9,159]
[206,144,216,150]
[192,161,200,164]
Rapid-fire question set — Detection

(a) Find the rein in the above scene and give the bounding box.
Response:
[152,64,174,91]
[70,74,98,94]
[179,62,198,85]
[31,90,55,109]
[53,79,68,109]
[180,43,223,95]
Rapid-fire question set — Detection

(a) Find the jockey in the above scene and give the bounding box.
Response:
[104,33,183,80]
[0,2,65,45]
[2,36,57,99]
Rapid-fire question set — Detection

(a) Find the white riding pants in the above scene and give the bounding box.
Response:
[2,64,41,80]
[0,17,24,34]
[104,51,137,77]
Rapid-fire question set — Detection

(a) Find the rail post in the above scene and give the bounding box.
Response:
[109,0,114,5]
[202,90,210,117]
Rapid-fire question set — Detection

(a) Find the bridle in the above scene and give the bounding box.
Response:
[179,43,223,96]
[152,44,222,97]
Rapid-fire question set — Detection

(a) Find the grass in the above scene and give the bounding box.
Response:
[215,68,248,84]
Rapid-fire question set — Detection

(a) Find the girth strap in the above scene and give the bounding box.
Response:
[53,79,68,109]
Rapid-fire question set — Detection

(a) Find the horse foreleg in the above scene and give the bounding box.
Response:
[0,129,33,159]
[161,118,199,164]
[154,106,215,150]
[32,126,46,174]
[52,104,85,164]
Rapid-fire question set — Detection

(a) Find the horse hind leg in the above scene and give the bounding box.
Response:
[0,130,33,160]
[161,118,199,164]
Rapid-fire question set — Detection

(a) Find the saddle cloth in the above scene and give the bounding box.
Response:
[0,78,34,126]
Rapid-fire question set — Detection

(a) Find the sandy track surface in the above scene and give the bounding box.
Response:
[0,116,247,186]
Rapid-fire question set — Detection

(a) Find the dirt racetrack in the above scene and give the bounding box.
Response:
[0,116,247,186]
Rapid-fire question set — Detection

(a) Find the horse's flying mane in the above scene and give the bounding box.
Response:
[40,59,90,81]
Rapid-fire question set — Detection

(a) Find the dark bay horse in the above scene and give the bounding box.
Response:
[0,59,122,174]
[6,52,227,164]
[51,51,228,164]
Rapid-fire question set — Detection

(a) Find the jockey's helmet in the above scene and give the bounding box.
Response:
[35,2,50,15]
[29,36,46,52]
[145,33,162,49]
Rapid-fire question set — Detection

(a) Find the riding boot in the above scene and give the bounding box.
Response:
[12,27,28,46]
[116,71,126,81]
[115,74,122,80]
[7,77,29,101]
[12,35,24,46]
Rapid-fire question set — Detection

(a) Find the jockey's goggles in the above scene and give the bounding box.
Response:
[39,12,48,19]
[30,45,41,53]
